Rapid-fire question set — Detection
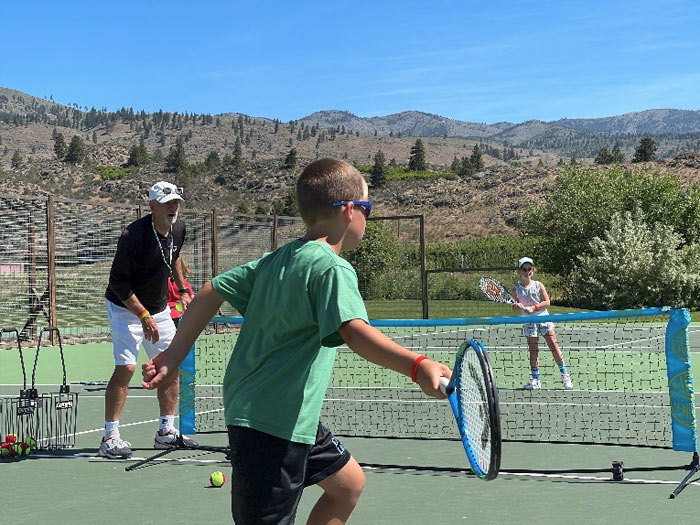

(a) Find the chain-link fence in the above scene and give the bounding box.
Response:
[1,193,464,343]
[0,195,311,343]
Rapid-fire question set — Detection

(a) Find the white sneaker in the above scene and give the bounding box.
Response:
[154,429,198,449]
[98,436,133,459]
[562,372,573,390]
[523,378,541,390]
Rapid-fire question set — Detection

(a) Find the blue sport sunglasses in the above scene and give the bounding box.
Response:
[332,200,372,218]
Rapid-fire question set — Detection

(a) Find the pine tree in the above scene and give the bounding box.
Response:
[470,144,484,171]
[450,156,460,173]
[166,142,187,172]
[611,145,625,163]
[53,133,67,159]
[11,150,22,169]
[127,140,149,167]
[284,148,298,171]
[408,139,427,171]
[371,150,387,187]
[595,146,613,165]
[65,135,87,164]
[231,137,243,170]
[205,151,221,170]
[632,137,656,163]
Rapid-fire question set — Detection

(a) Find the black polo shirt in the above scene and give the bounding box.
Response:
[105,214,186,314]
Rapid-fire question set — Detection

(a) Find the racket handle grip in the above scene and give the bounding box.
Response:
[439,376,449,395]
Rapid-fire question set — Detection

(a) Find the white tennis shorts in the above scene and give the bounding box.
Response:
[522,321,555,338]
[106,300,177,366]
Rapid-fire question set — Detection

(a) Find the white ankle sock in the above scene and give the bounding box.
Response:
[159,415,175,433]
[105,421,119,439]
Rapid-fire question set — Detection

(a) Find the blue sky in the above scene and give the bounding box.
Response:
[2,0,699,124]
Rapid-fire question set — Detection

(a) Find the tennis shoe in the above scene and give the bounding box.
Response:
[98,436,133,459]
[154,429,198,449]
[562,372,573,390]
[523,378,541,390]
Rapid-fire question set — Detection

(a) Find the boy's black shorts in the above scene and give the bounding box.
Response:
[227,422,352,524]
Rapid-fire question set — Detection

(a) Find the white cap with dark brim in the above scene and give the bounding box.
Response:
[518,257,534,268]
[148,181,184,203]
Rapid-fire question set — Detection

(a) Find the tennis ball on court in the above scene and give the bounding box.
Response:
[25,437,37,450]
[209,471,226,487]
[0,444,10,457]
[14,443,30,456]
[5,434,17,444]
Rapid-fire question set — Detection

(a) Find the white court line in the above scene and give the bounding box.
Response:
[359,464,699,487]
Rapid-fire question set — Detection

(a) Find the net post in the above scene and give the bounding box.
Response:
[178,342,197,435]
[665,307,698,453]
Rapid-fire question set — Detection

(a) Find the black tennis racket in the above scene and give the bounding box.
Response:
[478,276,516,304]
[439,339,501,480]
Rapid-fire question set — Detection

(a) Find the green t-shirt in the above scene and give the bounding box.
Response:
[211,240,368,444]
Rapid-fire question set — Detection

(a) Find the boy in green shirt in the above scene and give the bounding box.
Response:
[142,157,451,524]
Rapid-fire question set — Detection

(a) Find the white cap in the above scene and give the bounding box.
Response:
[518,257,534,268]
[148,181,184,203]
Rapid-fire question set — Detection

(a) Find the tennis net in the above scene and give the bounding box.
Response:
[182,307,697,451]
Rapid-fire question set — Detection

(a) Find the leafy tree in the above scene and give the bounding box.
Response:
[408,139,426,171]
[343,221,403,299]
[521,164,700,274]
[53,133,67,159]
[11,150,22,169]
[565,209,700,309]
[470,144,484,171]
[65,135,87,163]
[632,137,657,163]
[166,142,188,172]
[284,148,298,171]
[370,150,387,187]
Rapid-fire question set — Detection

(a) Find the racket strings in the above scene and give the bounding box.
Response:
[478,277,514,304]
[457,353,492,472]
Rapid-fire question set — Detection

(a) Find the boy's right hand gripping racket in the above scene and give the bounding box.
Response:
[440,339,501,481]
[478,276,516,304]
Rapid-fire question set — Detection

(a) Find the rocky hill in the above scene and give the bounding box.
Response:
[2,87,700,242]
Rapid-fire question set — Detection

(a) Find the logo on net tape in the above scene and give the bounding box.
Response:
[669,370,695,429]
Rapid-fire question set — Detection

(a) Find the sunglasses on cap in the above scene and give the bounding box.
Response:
[162,186,184,196]
[332,200,372,218]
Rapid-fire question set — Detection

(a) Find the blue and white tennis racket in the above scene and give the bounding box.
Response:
[440,339,501,480]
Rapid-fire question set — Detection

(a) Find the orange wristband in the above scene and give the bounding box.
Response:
[138,309,150,320]
[534,304,539,311]
[411,355,429,383]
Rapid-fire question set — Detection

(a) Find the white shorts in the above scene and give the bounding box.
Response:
[106,300,177,366]
[523,321,555,338]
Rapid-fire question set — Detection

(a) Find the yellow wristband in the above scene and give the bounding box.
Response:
[138,309,150,320]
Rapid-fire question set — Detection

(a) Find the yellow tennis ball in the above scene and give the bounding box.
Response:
[209,471,226,487]
[0,444,9,457]
[175,301,184,313]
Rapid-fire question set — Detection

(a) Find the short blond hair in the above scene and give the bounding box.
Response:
[296,158,366,225]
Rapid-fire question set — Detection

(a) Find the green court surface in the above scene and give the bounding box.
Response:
[2,334,700,524]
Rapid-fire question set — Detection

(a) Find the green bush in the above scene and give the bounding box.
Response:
[94,165,127,180]
[564,209,700,309]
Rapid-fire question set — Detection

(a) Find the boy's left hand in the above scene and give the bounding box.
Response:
[415,359,452,399]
